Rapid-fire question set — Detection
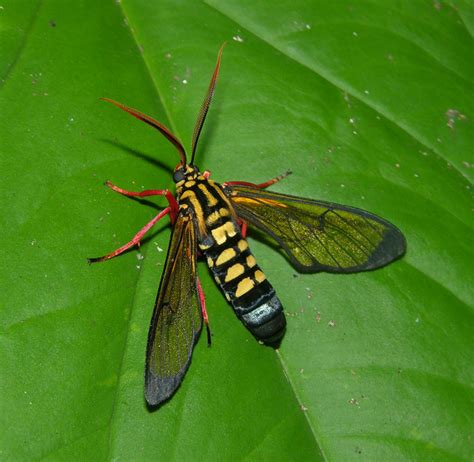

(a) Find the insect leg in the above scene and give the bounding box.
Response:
[88,206,171,263]
[223,170,292,189]
[239,219,248,238]
[202,170,211,179]
[255,170,292,188]
[197,278,212,346]
[105,181,179,223]
[105,180,167,198]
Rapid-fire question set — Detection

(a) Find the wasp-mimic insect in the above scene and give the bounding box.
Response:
[89,45,406,407]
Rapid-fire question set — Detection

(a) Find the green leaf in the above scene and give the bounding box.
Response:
[1,0,472,461]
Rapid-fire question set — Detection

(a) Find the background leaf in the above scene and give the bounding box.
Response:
[1,0,472,461]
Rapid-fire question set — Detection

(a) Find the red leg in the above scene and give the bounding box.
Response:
[202,170,211,179]
[223,170,291,189]
[197,278,211,346]
[106,181,179,223]
[239,220,248,238]
[88,207,170,263]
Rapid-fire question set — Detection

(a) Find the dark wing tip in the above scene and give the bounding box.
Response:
[334,223,407,273]
[145,372,183,408]
[364,223,407,269]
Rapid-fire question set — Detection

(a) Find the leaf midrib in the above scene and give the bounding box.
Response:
[105,1,179,459]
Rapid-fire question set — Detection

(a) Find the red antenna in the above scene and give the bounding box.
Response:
[101,98,187,167]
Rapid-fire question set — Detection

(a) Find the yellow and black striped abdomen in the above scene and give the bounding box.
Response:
[178,177,286,345]
[205,230,286,344]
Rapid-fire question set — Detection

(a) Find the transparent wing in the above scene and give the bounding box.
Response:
[226,185,406,273]
[145,211,202,406]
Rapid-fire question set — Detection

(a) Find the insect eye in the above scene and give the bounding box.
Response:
[173,169,185,182]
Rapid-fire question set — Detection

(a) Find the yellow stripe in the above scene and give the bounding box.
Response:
[198,184,218,207]
[207,257,214,267]
[211,221,236,245]
[225,263,244,282]
[238,240,248,251]
[180,190,206,235]
[246,255,256,268]
[208,181,230,205]
[206,210,221,226]
[215,248,236,266]
[235,277,255,298]
[254,270,266,283]
[185,180,196,188]
[206,208,230,227]
[232,196,288,209]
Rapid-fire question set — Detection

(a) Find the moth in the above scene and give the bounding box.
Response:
[89,45,406,407]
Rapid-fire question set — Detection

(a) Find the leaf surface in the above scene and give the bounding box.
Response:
[1,1,472,461]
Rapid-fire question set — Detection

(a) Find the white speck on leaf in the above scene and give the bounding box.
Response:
[445,108,466,130]
[232,35,244,42]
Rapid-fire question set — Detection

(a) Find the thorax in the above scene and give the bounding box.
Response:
[175,172,239,249]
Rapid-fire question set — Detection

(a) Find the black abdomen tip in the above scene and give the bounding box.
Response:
[252,311,286,347]
[240,295,286,347]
